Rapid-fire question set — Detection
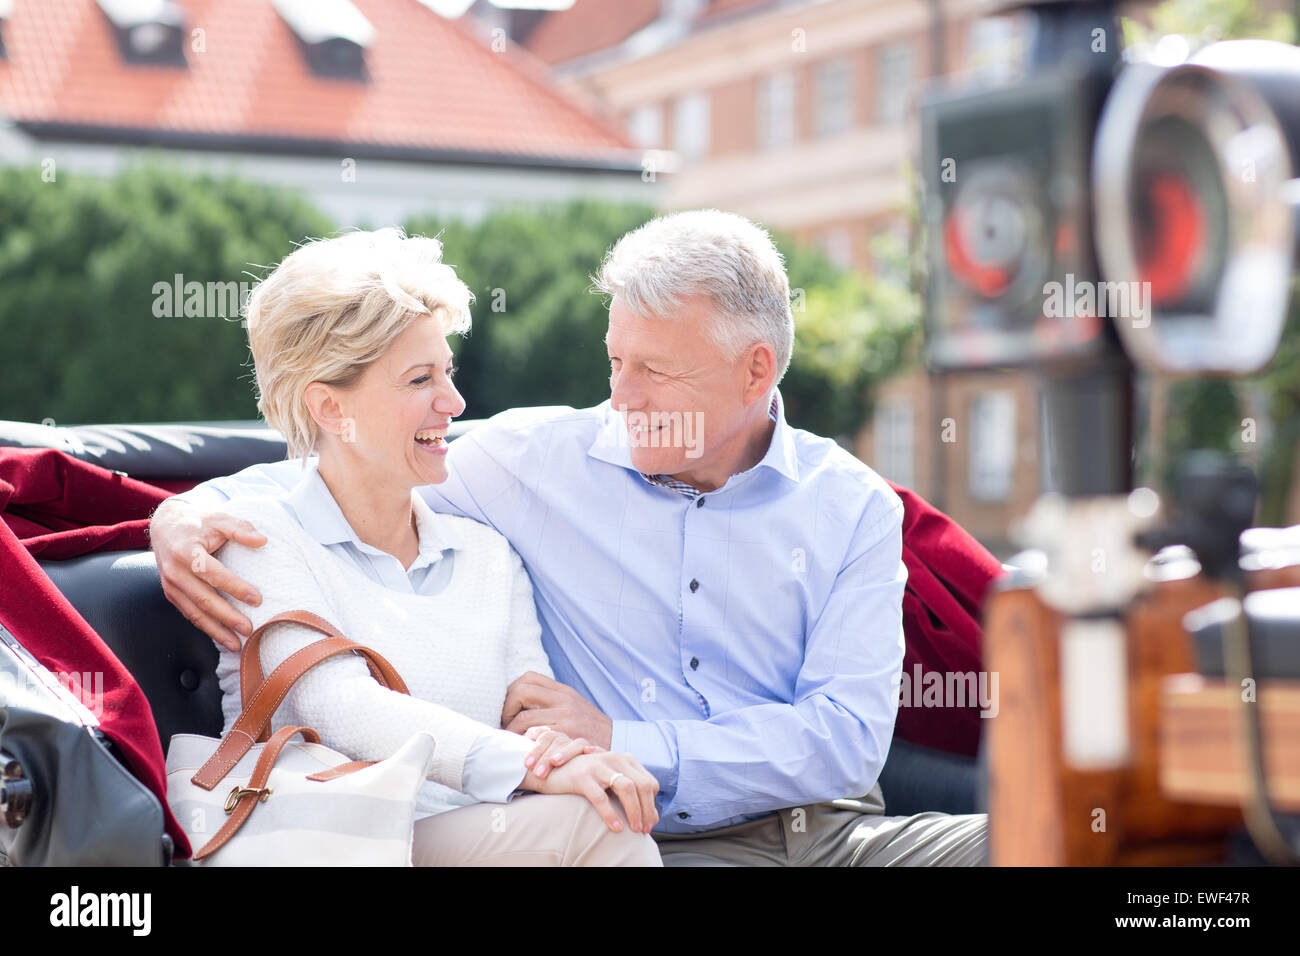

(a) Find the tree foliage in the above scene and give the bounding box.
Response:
[782,260,920,442]
[0,164,332,424]
[0,166,919,447]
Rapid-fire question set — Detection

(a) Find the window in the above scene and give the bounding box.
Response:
[96,0,187,66]
[627,105,664,149]
[875,41,916,125]
[967,14,1026,85]
[757,72,797,150]
[968,390,1016,501]
[273,0,375,79]
[874,399,915,489]
[673,93,711,163]
[0,0,13,58]
[819,229,853,271]
[814,58,854,138]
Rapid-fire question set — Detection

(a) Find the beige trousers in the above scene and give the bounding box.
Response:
[410,793,663,867]
[652,786,989,867]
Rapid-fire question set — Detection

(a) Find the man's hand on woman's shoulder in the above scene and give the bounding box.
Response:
[150,497,268,652]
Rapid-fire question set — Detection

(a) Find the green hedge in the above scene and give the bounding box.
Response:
[0,165,919,447]
[0,164,332,425]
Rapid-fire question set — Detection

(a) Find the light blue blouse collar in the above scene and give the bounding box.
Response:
[282,460,464,559]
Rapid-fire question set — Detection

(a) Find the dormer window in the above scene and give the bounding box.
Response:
[273,0,375,81]
[96,0,187,67]
[0,0,12,59]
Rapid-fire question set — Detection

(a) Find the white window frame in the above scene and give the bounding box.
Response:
[966,14,1025,85]
[968,390,1017,502]
[758,71,797,150]
[875,41,916,125]
[627,104,664,149]
[874,398,916,489]
[673,92,711,163]
[814,58,854,138]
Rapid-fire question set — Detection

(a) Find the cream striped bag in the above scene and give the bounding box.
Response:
[165,610,436,866]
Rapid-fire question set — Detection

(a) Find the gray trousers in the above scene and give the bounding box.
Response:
[652,785,989,866]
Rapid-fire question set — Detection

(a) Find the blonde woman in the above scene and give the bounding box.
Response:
[198,229,660,866]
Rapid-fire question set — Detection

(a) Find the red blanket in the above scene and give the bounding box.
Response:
[0,448,189,857]
[886,480,1003,757]
[0,448,1000,866]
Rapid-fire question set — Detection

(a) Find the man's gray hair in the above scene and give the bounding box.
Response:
[595,209,795,382]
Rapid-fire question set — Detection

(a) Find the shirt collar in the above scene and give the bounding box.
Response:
[753,391,800,483]
[587,390,800,488]
[282,460,463,556]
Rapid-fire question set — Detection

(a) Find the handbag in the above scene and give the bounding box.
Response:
[1,621,169,866]
[165,610,437,866]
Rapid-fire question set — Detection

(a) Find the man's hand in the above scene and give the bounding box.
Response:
[502,672,613,750]
[151,498,267,652]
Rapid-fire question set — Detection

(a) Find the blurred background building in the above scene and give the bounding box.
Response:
[0,0,651,226]
[466,0,1038,552]
[0,0,1296,556]
[486,0,1023,273]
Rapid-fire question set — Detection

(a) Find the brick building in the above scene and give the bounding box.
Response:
[492,0,1037,553]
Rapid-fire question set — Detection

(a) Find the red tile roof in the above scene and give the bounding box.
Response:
[698,0,775,20]
[521,0,780,67]
[0,0,638,166]
[523,0,660,66]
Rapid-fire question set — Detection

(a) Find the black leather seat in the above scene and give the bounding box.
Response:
[0,420,290,482]
[38,552,224,747]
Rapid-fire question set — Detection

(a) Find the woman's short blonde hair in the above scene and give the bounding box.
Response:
[243,228,472,460]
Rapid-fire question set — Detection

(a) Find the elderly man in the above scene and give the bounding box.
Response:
[151,210,988,866]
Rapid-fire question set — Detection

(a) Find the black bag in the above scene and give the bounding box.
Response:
[0,622,169,866]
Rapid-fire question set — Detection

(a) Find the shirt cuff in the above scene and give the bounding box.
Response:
[609,719,678,802]
[459,731,535,804]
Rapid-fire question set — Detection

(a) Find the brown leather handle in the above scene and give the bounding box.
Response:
[244,610,411,744]
[192,611,410,791]
[192,724,319,862]
[241,610,409,713]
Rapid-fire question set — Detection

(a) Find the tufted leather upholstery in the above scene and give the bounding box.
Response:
[0,420,290,482]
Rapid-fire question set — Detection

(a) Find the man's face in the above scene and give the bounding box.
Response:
[605,293,756,486]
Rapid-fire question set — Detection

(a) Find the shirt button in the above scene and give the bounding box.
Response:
[696,496,705,508]
[689,579,699,593]
[690,657,699,670]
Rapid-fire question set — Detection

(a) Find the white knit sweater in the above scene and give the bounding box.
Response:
[213,495,554,819]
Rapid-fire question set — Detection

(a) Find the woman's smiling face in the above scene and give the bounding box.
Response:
[321,315,465,488]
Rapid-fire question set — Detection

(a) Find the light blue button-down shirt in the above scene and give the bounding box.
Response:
[195,391,907,833]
